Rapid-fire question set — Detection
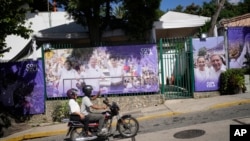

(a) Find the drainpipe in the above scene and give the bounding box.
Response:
[151,27,156,43]
[32,37,37,61]
[47,0,52,27]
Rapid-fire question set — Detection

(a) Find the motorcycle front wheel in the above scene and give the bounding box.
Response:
[117,116,139,138]
[70,128,84,141]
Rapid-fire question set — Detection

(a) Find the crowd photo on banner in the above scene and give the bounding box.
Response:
[44,44,159,98]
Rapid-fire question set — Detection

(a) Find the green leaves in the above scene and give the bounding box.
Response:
[219,69,245,95]
[0,0,33,56]
[123,0,161,41]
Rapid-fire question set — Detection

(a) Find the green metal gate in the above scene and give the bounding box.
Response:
[159,37,194,99]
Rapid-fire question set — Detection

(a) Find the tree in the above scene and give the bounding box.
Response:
[113,4,125,19]
[207,0,226,36]
[234,0,250,15]
[174,0,249,37]
[0,0,33,57]
[173,5,184,12]
[198,1,216,17]
[184,3,200,15]
[56,0,122,46]
[28,0,49,12]
[56,0,161,45]
[122,0,161,41]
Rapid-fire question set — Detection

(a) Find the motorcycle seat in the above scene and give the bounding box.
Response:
[68,121,84,126]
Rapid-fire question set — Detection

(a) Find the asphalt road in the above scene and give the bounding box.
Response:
[25,103,250,141]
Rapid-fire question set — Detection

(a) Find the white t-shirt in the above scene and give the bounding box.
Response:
[194,67,210,82]
[56,68,80,95]
[84,65,103,91]
[68,99,81,114]
[109,65,123,84]
[230,59,242,68]
[209,65,226,81]
[80,96,93,115]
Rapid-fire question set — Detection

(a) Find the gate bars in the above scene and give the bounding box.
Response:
[159,37,194,99]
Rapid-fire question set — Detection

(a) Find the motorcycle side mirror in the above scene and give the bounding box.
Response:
[102,94,110,106]
[104,94,108,100]
[104,94,107,98]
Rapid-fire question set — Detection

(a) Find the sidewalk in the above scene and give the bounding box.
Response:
[2,93,250,141]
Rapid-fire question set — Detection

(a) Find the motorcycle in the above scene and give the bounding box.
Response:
[66,96,139,141]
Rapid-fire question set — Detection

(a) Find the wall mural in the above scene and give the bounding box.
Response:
[192,36,226,92]
[44,44,159,98]
[0,59,45,115]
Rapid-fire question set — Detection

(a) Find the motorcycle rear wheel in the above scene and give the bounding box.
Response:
[70,128,84,141]
[117,116,139,138]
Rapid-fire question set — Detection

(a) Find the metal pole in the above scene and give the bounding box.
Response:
[159,38,165,94]
[224,26,229,69]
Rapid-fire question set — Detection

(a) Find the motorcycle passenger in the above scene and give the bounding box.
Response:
[81,85,107,136]
[67,88,92,137]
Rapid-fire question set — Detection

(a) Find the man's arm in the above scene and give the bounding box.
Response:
[90,104,106,110]
[90,90,101,100]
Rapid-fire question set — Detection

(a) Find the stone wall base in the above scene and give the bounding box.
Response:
[193,91,220,99]
[28,94,165,124]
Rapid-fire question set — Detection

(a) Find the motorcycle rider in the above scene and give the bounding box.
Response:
[81,85,107,136]
[67,88,93,137]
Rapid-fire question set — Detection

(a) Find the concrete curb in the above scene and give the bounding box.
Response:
[209,99,250,110]
[4,130,67,141]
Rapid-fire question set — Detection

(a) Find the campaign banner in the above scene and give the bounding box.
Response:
[192,36,226,91]
[228,27,250,68]
[0,59,45,115]
[44,44,159,98]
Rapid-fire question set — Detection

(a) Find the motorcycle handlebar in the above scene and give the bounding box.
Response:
[103,99,110,107]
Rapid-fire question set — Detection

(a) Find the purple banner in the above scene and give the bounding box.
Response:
[0,59,45,115]
[228,27,250,68]
[192,36,226,92]
[44,44,159,98]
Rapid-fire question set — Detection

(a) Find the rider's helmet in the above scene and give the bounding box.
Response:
[66,88,78,99]
[82,85,93,97]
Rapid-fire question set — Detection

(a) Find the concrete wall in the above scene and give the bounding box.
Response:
[28,94,165,123]
[245,75,250,93]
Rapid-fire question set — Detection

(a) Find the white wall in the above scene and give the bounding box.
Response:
[2,12,74,61]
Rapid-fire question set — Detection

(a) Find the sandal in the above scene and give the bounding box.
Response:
[86,131,93,137]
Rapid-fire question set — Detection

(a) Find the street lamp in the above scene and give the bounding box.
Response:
[200,33,207,41]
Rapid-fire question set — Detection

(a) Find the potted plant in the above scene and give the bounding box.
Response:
[219,68,246,95]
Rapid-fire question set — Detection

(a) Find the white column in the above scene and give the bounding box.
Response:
[32,38,37,61]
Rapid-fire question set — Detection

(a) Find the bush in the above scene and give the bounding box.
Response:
[52,101,69,122]
[219,68,246,95]
[51,98,82,122]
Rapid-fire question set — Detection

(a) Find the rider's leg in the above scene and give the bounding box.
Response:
[70,114,91,136]
[88,113,105,132]
[82,116,91,136]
